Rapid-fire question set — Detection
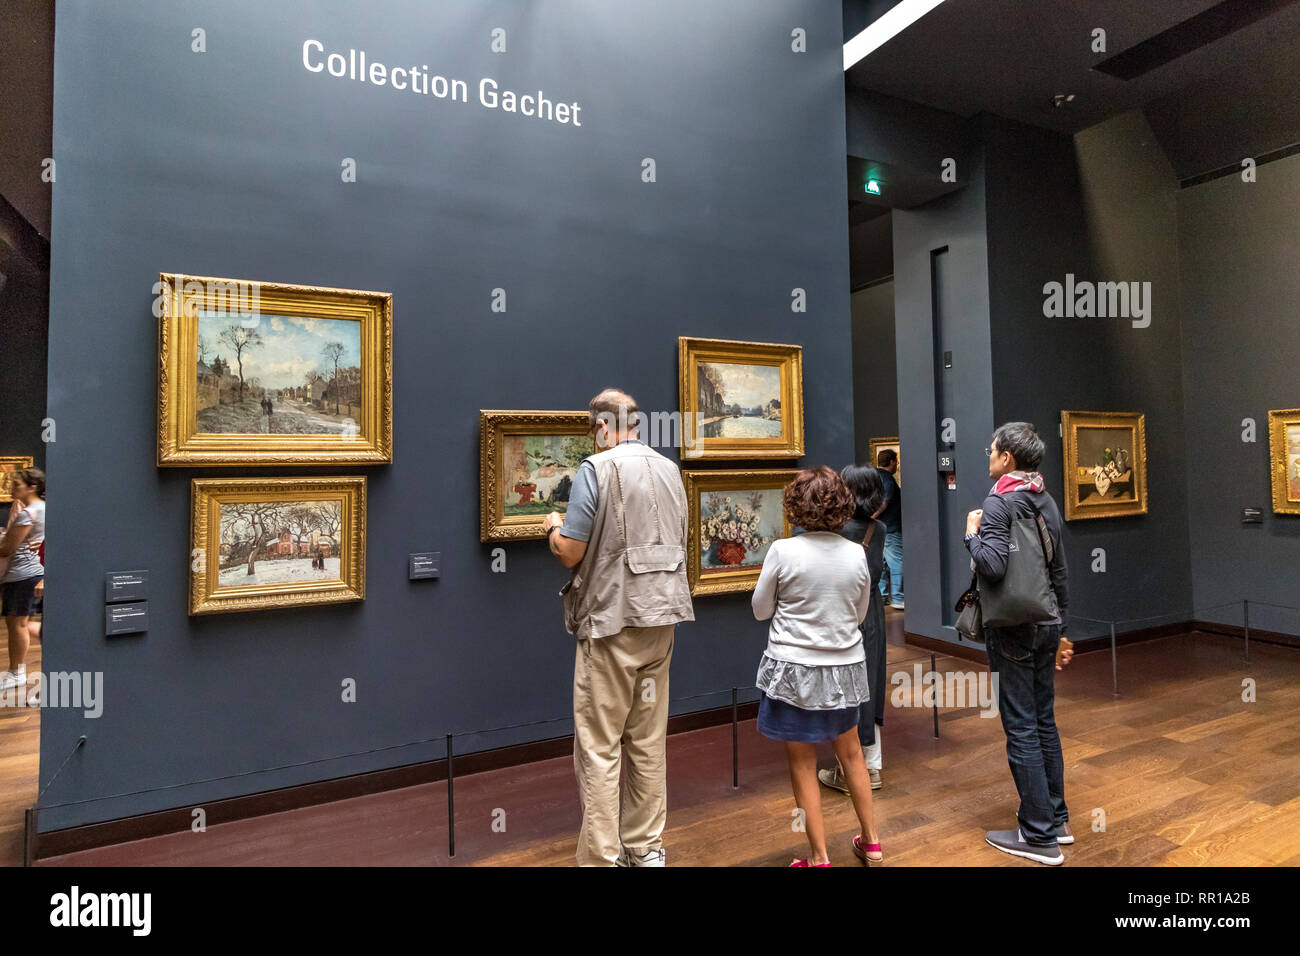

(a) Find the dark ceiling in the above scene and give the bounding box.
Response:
[844,0,1300,179]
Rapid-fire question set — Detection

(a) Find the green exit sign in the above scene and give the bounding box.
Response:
[864,180,881,195]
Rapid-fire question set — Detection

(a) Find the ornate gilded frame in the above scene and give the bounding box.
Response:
[479,410,593,542]
[678,337,804,460]
[158,273,393,465]
[0,457,34,504]
[868,436,900,485]
[683,468,797,596]
[1061,411,1148,521]
[189,476,366,615]
[1268,408,1300,516]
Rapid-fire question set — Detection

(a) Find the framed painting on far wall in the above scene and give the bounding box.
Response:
[0,457,34,503]
[868,436,900,485]
[678,337,804,459]
[683,469,797,596]
[158,273,393,466]
[479,410,594,541]
[1268,408,1300,515]
[189,476,366,615]
[1061,411,1148,521]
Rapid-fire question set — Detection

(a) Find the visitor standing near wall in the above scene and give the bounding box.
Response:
[875,449,903,609]
[753,467,882,867]
[819,463,889,795]
[965,423,1074,865]
[543,389,694,867]
[0,467,46,691]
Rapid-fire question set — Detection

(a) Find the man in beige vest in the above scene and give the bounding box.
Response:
[543,388,694,866]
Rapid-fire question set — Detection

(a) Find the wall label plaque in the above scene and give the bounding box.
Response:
[105,602,149,636]
[105,571,149,604]
[409,552,440,580]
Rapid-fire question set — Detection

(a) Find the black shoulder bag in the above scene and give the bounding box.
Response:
[977,493,1059,628]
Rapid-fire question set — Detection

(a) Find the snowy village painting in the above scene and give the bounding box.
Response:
[678,337,804,460]
[189,476,366,615]
[479,410,592,541]
[158,274,392,465]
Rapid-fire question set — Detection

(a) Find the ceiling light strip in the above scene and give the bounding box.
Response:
[843,0,949,71]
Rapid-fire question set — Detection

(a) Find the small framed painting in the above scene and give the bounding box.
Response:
[479,410,594,542]
[1061,411,1148,521]
[678,337,804,460]
[868,436,900,485]
[158,273,393,465]
[190,476,366,615]
[683,469,798,596]
[1268,408,1300,515]
[0,457,34,503]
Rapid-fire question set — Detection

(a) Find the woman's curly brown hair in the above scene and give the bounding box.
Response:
[782,466,856,532]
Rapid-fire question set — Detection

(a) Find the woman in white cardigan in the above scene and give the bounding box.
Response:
[753,466,881,866]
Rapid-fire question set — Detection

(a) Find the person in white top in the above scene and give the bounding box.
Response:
[752,466,881,866]
[0,467,45,691]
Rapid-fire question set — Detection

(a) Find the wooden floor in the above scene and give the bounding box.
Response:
[0,628,40,868]
[14,621,1300,867]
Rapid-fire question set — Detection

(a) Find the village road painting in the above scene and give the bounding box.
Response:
[195,312,362,435]
[502,435,590,517]
[218,499,342,586]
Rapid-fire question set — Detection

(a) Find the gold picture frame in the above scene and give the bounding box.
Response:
[1061,411,1148,521]
[868,436,900,485]
[683,468,797,596]
[678,337,804,460]
[0,457,34,504]
[480,410,594,542]
[190,476,366,615]
[158,273,393,466]
[1268,407,1300,515]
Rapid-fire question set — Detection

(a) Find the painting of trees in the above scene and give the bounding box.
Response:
[321,342,346,414]
[218,324,264,402]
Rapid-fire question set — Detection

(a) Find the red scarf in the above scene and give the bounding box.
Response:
[991,471,1045,496]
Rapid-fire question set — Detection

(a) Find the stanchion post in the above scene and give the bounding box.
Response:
[24,807,36,868]
[731,687,739,790]
[446,733,455,859]
[1110,623,1119,698]
[930,652,939,739]
[1243,599,1251,662]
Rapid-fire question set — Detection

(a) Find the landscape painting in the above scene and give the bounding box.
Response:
[195,313,362,436]
[190,476,366,615]
[679,337,804,460]
[502,434,590,517]
[158,274,392,465]
[480,410,592,541]
[683,469,797,595]
[1061,411,1147,521]
[1268,408,1300,515]
[0,457,33,504]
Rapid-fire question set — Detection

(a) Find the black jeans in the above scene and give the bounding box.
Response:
[984,622,1068,845]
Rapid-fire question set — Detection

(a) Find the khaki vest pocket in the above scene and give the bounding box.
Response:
[625,544,684,573]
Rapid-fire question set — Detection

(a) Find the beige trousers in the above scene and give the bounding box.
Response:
[572,623,675,867]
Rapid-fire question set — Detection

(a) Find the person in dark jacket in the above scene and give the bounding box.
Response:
[965,422,1073,865]
[819,463,888,794]
[875,450,903,609]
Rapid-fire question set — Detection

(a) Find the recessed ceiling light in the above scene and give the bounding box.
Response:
[1052,93,1077,107]
[844,0,949,71]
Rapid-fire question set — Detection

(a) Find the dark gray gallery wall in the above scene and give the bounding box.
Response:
[0,267,48,493]
[890,124,995,643]
[849,280,897,463]
[0,0,54,239]
[43,0,852,830]
[1177,152,1300,636]
[986,112,1193,635]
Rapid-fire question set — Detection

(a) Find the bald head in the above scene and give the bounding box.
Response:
[589,388,640,447]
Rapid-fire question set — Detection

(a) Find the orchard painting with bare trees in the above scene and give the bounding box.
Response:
[195,312,362,435]
[218,498,343,585]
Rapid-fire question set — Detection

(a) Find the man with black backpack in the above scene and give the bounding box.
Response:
[965,422,1074,865]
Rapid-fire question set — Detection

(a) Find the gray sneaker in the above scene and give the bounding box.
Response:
[818,765,850,794]
[985,828,1063,865]
[617,846,665,867]
[1056,823,1074,845]
[868,768,882,790]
